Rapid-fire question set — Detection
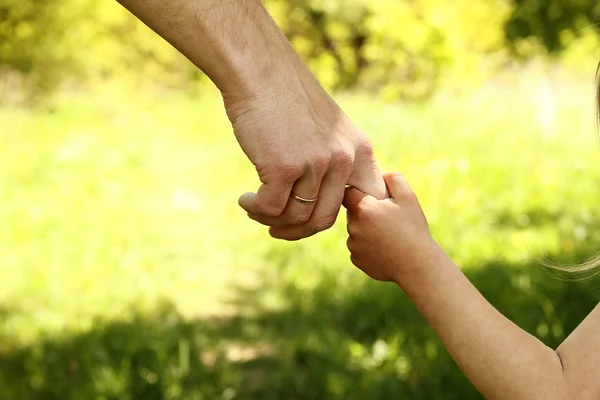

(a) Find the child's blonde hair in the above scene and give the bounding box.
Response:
[578,64,600,272]
[557,65,600,273]
[544,65,600,274]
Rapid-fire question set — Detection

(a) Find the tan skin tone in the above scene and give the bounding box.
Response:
[114,1,600,395]
[115,0,387,240]
[344,173,600,400]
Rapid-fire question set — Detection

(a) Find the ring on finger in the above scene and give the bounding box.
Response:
[291,193,318,205]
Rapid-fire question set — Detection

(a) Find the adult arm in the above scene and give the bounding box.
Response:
[116,0,387,239]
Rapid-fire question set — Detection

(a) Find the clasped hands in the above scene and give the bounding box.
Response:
[227,86,388,241]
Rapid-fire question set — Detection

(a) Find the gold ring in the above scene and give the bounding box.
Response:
[292,194,318,205]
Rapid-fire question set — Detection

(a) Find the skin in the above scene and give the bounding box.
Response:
[343,173,600,400]
[115,0,387,240]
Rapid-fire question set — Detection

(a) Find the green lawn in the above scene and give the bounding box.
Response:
[1,74,600,399]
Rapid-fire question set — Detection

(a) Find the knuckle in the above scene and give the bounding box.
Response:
[347,222,360,236]
[269,230,286,240]
[279,161,304,182]
[269,227,297,241]
[288,212,311,225]
[313,214,337,232]
[355,136,375,157]
[346,236,355,251]
[247,213,267,225]
[257,203,284,217]
[332,147,354,172]
[355,201,375,219]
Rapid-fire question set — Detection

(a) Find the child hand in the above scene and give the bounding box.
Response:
[343,172,437,282]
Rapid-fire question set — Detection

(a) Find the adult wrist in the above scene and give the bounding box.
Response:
[190,0,299,102]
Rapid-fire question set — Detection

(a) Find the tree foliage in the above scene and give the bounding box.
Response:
[505,0,600,53]
[0,0,75,93]
[0,0,598,99]
[267,0,509,98]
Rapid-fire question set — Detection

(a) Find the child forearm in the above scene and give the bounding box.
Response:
[345,174,600,399]
[394,246,568,400]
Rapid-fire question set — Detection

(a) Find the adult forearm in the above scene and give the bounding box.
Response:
[116,0,299,98]
[394,247,568,400]
[116,0,387,239]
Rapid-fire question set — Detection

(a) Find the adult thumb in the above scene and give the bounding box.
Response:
[347,153,389,200]
[383,172,412,201]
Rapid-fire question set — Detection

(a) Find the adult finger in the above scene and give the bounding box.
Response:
[269,167,351,240]
[238,167,301,217]
[244,166,325,227]
[347,140,389,200]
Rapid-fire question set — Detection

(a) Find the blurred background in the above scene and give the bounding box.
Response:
[2,0,600,398]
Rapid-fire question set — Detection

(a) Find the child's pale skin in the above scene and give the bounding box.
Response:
[343,172,600,400]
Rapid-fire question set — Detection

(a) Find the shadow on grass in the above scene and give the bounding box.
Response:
[1,245,600,399]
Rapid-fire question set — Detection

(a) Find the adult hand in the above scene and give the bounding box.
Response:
[226,69,387,240]
[117,0,387,239]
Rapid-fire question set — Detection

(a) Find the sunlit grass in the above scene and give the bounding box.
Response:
[1,70,600,398]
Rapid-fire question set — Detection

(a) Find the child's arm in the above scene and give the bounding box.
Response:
[343,173,600,400]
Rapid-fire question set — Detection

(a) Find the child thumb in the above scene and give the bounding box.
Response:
[343,186,371,211]
[383,172,413,202]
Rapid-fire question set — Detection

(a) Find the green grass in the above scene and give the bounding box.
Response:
[1,74,600,399]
